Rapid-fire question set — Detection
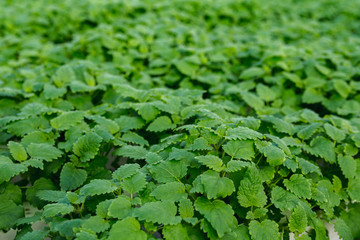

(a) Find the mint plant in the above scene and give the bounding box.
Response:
[1,0,360,239]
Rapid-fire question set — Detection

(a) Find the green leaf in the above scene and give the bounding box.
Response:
[249,220,280,240]
[237,167,267,208]
[195,197,237,237]
[0,183,22,205]
[175,60,199,76]
[96,200,113,219]
[196,155,224,172]
[36,190,66,202]
[302,88,324,103]
[108,217,146,240]
[226,127,263,141]
[347,179,360,201]
[21,131,55,147]
[262,116,295,135]
[0,200,24,229]
[53,65,77,87]
[297,157,321,175]
[220,225,251,240]
[351,133,360,148]
[163,224,191,240]
[60,163,87,191]
[43,203,74,218]
[256,84,277,102]
[338,100,360,115]
[137,104,159,121]
[26,178,57,208]
[147,116,176,132]
[75,230,97,240]
[283,174,312,199]
[289,204,307,233]
[307,136,336,164]
[192,137,212,151]
[80,180,117,197]
[223,140,255,160]
[225,160,251,172]
[334,218,353,240]
[43,84,67,99]
[134,201,181,225]
[113,164,140,180]
[121,172,147,194]
[200,170,235,199]
[149,160,189,183]
[115,116,145,132]
[82,216,110,233]
[255,141,285,166]
[297,123,322,140]
[0,156,27,184]
[114,145,148,160]
[27,143,62,161]
[50,111,85,130]
[20,230,48,240]
[86,115,119,134]
[73,132,102,162]
[121,132,149,146]
[271,187,300,211]
[324,123,345,142]
[179,199,194,218]
[8,141,27,161]
[151,182,187,202]
[240,91,265,111]
[333,80,351,99]
[338,154,356,179]
[240,67,265,79]
[108,197,132,219]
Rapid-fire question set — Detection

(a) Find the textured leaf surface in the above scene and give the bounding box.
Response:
[147,116,176,132]
[334,218,353,240]
[113,164,140,180]
[151,182,187,202]
[134,201,181,225]
[108,217,146,240]
[73,132,102,162]
[114,145,148,160]
[121,172,147,194]
[43,203,74,218]
[338,154,356,179]
[255,141,285,166]
[80,180,117,196]
[27,143,62,161]
[308,136,336,163]
[50,111,85,130]
[0,200,24,229]
[108,197,132,219]
[289,204,307,233]
[284,174,312,199]
[237,167,267,208]
[195,197,236,237]
[0,156,27,184]
[8,141,27,161]
[223,140,255,160]
[226,126,263,140]
[60,163,87,191]
[200,171,235,199]
[196,155,224,172]
[163,224,191,240]
[82,216,110,233]
[249,220,280,240]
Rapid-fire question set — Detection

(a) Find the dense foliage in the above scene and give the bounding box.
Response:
[1,0,360,239]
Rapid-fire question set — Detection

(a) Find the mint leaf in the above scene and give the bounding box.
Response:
[195,197,237,237]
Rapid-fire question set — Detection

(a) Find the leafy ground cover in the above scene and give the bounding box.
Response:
[1,0,360,239]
